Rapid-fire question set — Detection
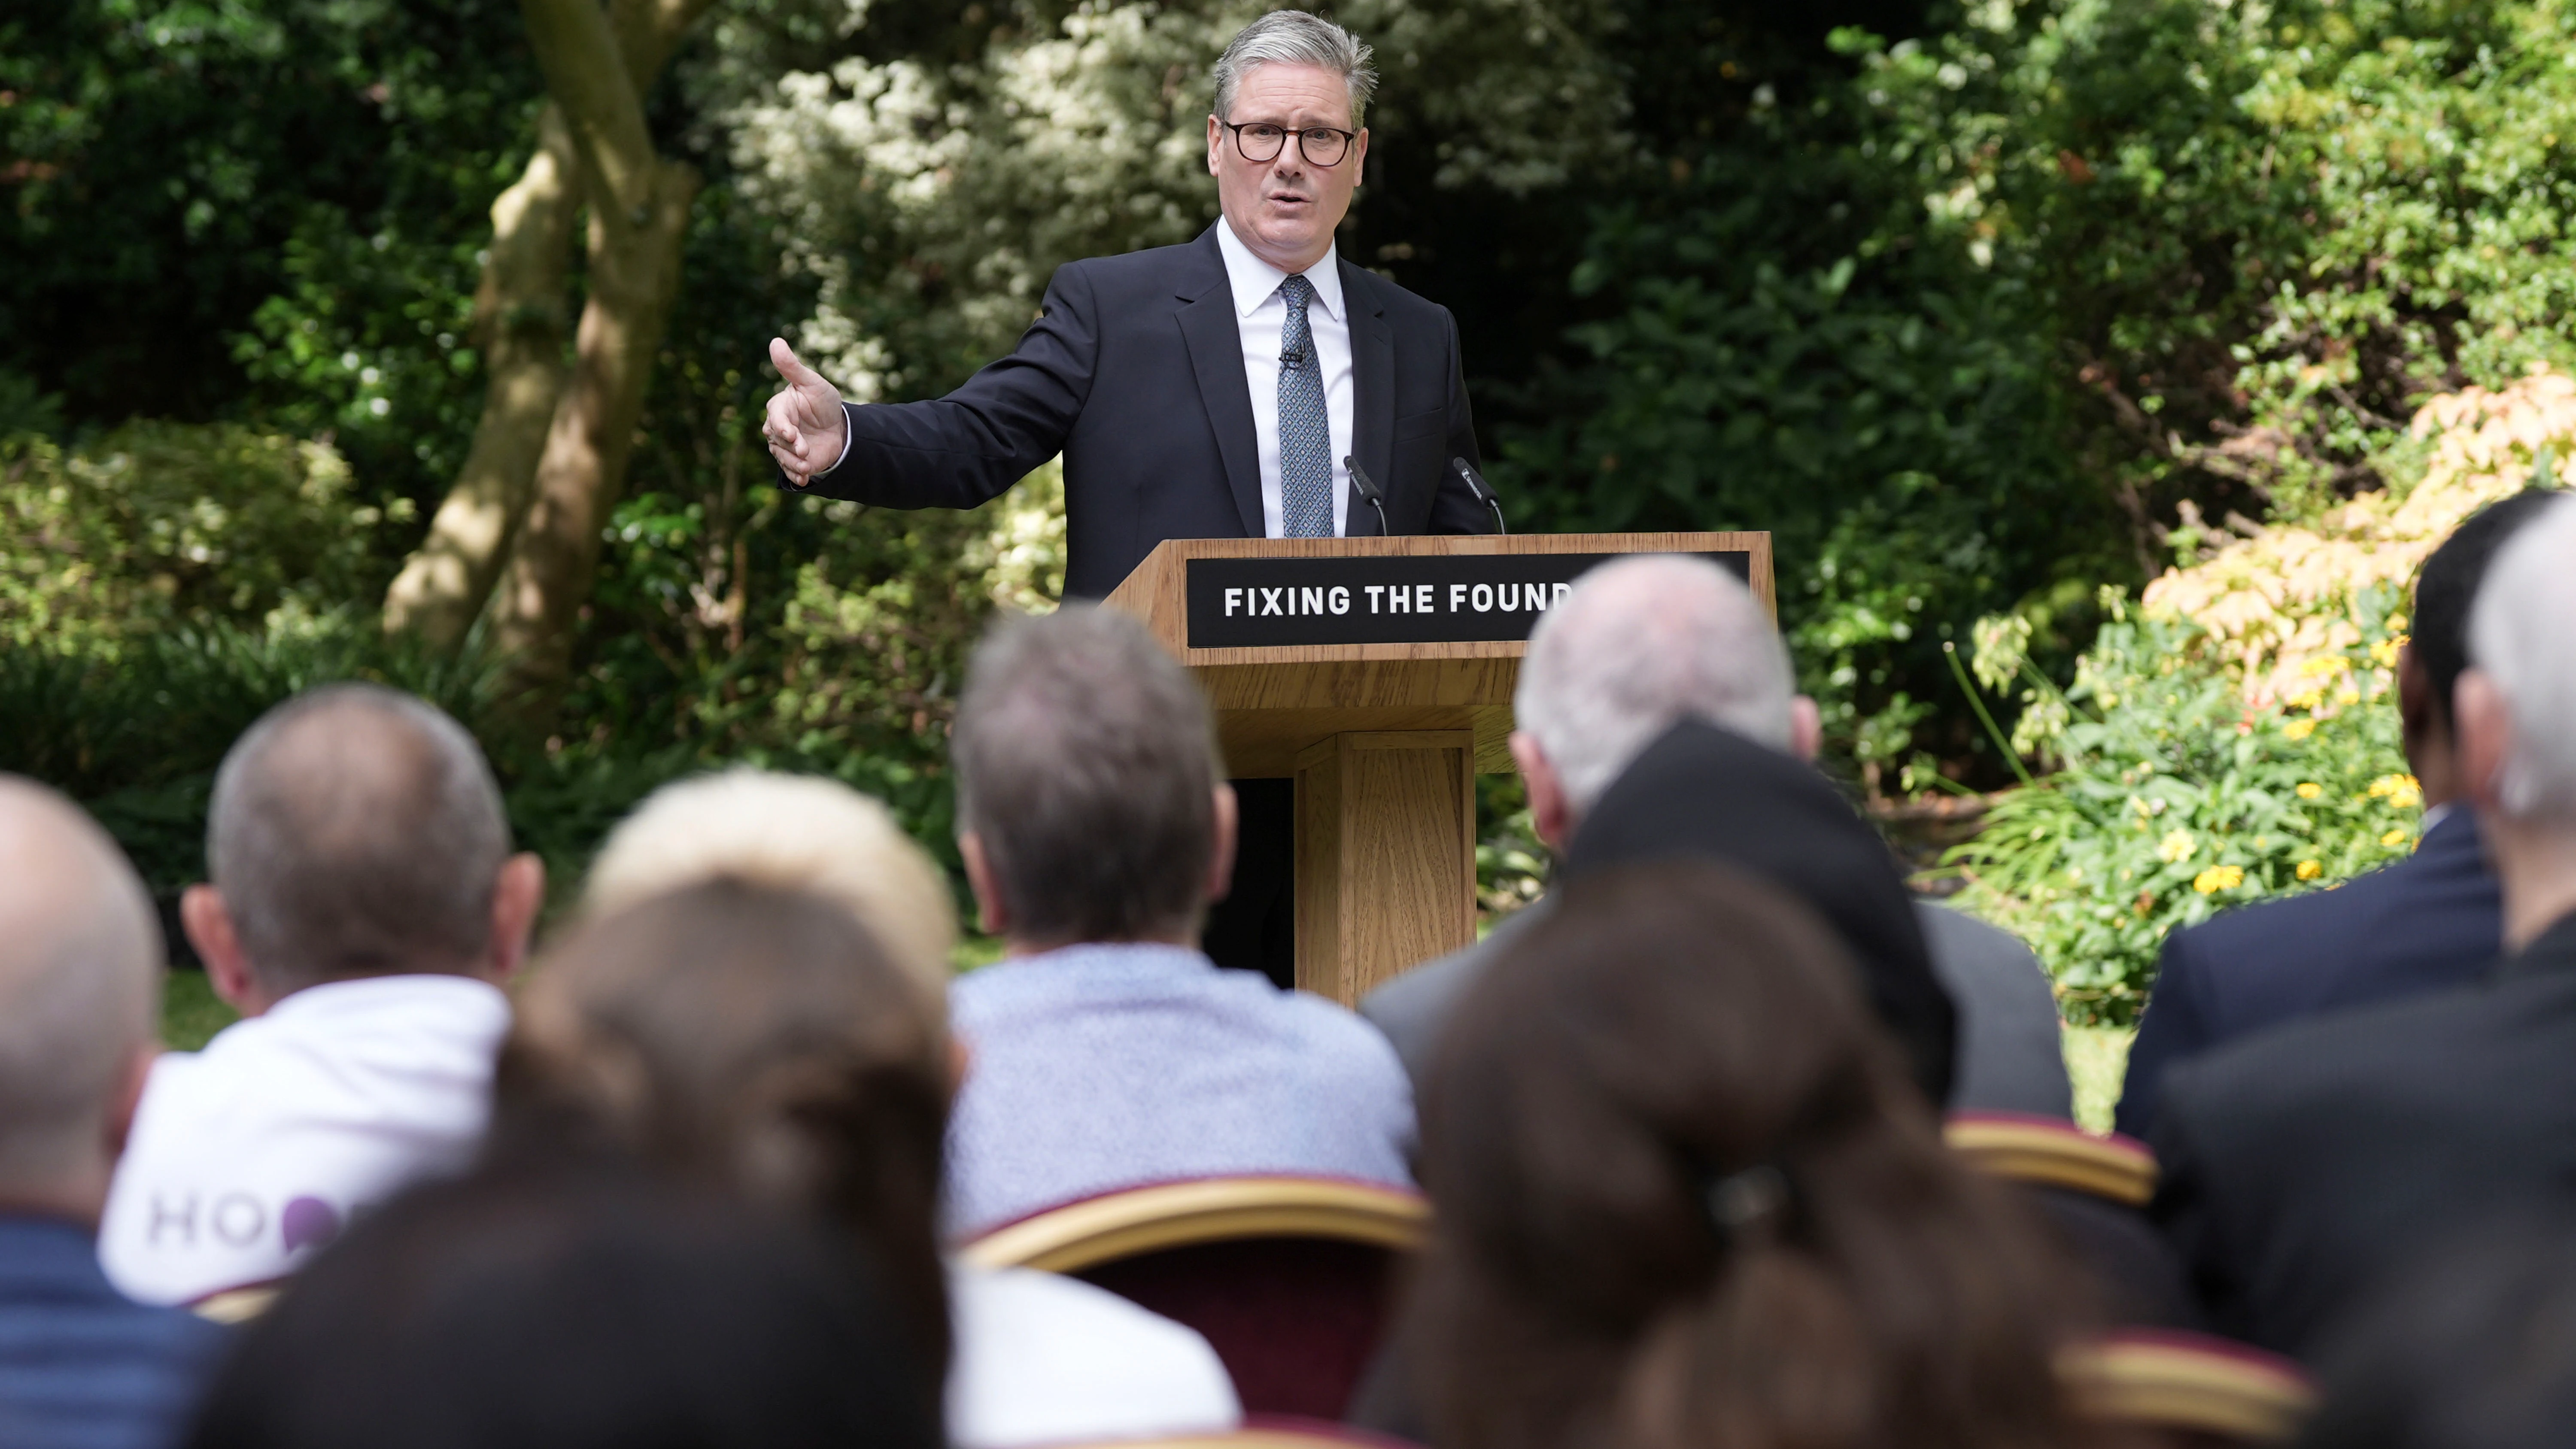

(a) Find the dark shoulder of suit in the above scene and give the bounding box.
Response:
[2153,915,2576,1355]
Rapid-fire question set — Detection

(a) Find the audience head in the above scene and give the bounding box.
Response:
[187,684,543,1015]
[950,605,1233,950]
[2401,489,2564,805]
[495,878,952,1399]
[2299,1208,2576,1449]
[1411,860,2076,1449]
[0,778,161,1224]
[1568,719,1956,1103]
[1510,555,1813,848]
[584,767,956,1009]
[184,1165,939,1449]
[2459,493,2576,946]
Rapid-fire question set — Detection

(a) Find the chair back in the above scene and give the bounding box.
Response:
[2061,1330,2318,1444]
[1946,1111,2157,1205]
[962,1177,1429,1421]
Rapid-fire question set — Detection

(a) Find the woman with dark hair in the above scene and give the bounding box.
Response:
[491,876,1237,1448]
[185,1166,937,1449]
[1408,860,2086,1449]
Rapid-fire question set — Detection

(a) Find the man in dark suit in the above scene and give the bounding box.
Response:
[2111,491,2562,1139]
[760,12,1491,984]
[2149,492,2576,1358]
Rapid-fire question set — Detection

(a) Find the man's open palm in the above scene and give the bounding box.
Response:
[764,338,848,486]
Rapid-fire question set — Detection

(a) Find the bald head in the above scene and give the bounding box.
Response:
[208,685,511,993]
[1513,556,1795,816]
[0,778,160,1197]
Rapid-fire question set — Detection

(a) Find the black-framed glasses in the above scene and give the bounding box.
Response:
[1219,120,1356,167]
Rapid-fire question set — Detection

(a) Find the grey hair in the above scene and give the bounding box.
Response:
[1212,10,1377,130]
[951,606,1220,945]
[210,683,510,990]
[1513,555,1795,817]
[2468,492,2576,823]
[0,778,159,1190]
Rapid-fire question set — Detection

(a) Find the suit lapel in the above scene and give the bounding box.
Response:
[1174,227,1267,539]
[1343,258,1394,535]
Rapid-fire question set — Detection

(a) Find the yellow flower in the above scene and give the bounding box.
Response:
[2157,830,2196,864]
[2387,614,2408,634]
[2337,688,2361,706]
[2370,638,2404,668]
[2367,774,2424,810]
[2298,656,2346,678]
[2297,859,2323,880]
[2382,828,2411,848]
[2284,719,2317,741]
[2193,864,2246,894]
[2286,689,2326,712]
[2296,782,2322,799]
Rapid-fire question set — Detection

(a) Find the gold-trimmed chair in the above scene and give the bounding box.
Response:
[2061,1330,2318,1444]
[1946,1110,2157,1206]
[963,1177,1430,1422]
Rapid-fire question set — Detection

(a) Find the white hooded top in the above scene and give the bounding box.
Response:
[98,974,510,1306]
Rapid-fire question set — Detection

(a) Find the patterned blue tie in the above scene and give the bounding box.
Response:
[1276,273,1334,538]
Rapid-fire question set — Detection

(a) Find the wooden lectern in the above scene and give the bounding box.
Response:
[1105,532,1772,1005]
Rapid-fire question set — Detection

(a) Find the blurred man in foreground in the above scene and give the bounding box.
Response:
[99,686,544,1306]
[940,606,1413,1237]
[2152,494,2576,1357]
[0,778,221,1449]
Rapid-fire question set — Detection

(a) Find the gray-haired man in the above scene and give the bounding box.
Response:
[763,10,1501,987]
[1361,555,2074,1118]
[941,606,1413,1239]
[97,685,545,1305]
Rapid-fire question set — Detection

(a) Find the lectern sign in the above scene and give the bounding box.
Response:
[1184,550,1753,649]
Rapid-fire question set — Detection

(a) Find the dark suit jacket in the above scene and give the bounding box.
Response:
[2114,808,2501,1139]
[2149,908,2576,1358]
[0,1214,224,1449]
[793,223,1492,599]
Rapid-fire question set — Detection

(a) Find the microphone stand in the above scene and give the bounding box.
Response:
[1451,456,1508,535]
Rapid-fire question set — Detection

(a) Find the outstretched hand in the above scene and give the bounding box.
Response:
[763,338,849,486]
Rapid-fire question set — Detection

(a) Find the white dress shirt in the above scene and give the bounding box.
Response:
[1215,218,1355,538]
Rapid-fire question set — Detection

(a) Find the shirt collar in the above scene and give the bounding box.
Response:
[1215,216,1343,323]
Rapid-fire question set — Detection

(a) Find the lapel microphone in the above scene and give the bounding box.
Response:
[1345,456,1391,537]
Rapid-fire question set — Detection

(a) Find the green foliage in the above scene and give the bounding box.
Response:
[0,425,407,652]
[1946,587,2420,1024]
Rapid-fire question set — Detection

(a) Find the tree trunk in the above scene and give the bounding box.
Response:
[383,0,711,654]
[485,0,708,726]
[380,105,579,649]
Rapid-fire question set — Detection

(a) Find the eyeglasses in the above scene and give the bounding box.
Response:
[1218,120,1357,167]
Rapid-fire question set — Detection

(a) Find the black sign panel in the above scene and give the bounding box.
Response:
[1185,550,1752,648]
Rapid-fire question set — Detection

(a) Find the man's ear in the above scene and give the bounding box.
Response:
[960,832,1009,939]
[1206,113,1223,176]
[1511,732,1576,852]
[1351,126,1368,187]
[485,852,547,984]
[2455,668,2514,812]
[2396,642,2439,745]
[1204,783,1240,906]
[1789,696,1823,763]
[182,885,268,1017]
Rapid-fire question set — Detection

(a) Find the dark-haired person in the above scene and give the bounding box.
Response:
[182,1166,939,1449]
[99,685,547,1306]
[496,877,1241,1448]
[0,781,223,1449]
[1404,860,2086,1449]
[2296,1208,2576,1449]
[2114,490,2560,1138]
[940,606,1413,1239]
[1363,553,2064,1118]
[2153,495,2576,1356]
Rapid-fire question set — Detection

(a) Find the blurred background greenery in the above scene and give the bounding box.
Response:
[10,0,2576,1059]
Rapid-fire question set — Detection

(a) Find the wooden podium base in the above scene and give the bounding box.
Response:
[1292,731,1477,1003]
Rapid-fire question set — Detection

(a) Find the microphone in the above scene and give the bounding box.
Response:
[1345,456,1391,537]
[1280,340,1310,368]
[1451,456,1508,535]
